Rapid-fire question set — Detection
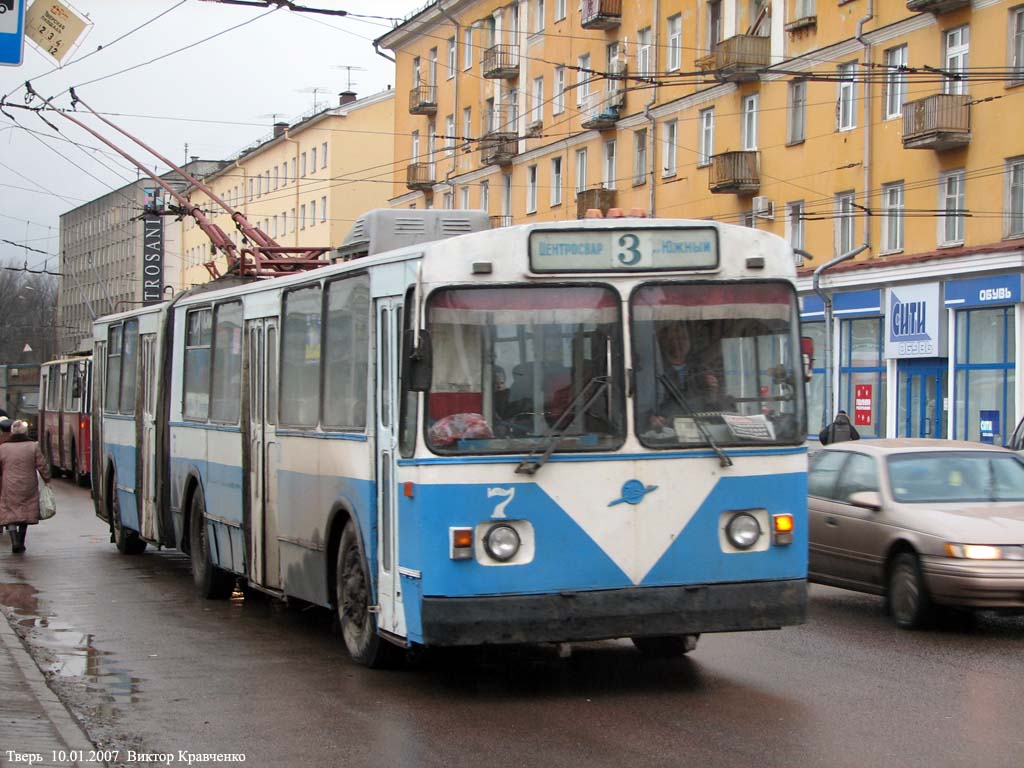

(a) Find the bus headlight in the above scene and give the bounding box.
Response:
[483,524,521,562]
[725,512,761,550]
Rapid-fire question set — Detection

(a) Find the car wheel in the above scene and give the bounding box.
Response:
[189,490,235,599]
[111,479,146,555]
[631,634,700,657]
[888,552,932,629]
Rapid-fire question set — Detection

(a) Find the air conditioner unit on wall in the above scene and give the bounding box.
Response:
[753,196,774,219]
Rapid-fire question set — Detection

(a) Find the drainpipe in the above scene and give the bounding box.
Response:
[282,129,300,246]
[438,2,461,199]
[374,42,396,64]
[856,0,874,252]
[813,244,867,428]
[643,0,660,216]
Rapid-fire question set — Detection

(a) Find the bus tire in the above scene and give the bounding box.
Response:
[71,444,90,488]
[336,521,402,668]
[111,479,147,555]
[189,490,235,600]
[631,634,699,657]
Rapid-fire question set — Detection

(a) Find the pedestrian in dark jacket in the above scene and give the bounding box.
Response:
[819,410,860,445]
[0,420,51,553]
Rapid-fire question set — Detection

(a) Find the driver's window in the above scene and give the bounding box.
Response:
[834,453,879,502]
[808,450,849,499]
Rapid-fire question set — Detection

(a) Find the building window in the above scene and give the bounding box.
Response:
[699,108,714,166]
[637,27,652,77]
[280,212,286,234]
[708,0,723,53]
[662,119,678,177]
[884,45,908,119]
[320,195,326,222]
[742,94,758,151]
[310,199,317,226]
[301,152,308,177]
[838,62,857,131]
[445,114,456,155]
[794,0,815,19]
[603,140,616,190]
[575,148,588,193]
[633,129,647,186]
[553,67,565,114]
[248,178,253,201]
[1007,157,1024,238]
[273,166,279,190]
[667,14,682,71]
[256,175,262,198]
[531,77,544,124]
[310,147,317,173]
[555,0,566,21]
[786,201,804,258]
[577,54,591,105]
[460,186,470,209]
[462,107,472,150]
[300,204,306,230]
[480,180,489,211]
[442,192,453,210]
[447,36,456,79]
[550,156,563,206]
[291,158,296,182]
[534,0,545,32]
[281,163,288,186]
[835,191,856,255]
[411,130,420,161]
[526,165,538,213]
[322,142,327,168]
[881,182,904,253]
[428,47,438,85]
[955,307,1015,443]
[606,42,623,93]
[787,80,806,144]
[289,208,295,232]
[838,317,886,440]
[464,24,474,70]
[940,169,966,246]
[944,26,969,95]
[413,56,421,85]
[1011,8,1024,84]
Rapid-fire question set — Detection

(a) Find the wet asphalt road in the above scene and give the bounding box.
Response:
[2,481,1024,768]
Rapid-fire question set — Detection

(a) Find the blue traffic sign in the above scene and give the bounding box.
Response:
[0,0,26,67]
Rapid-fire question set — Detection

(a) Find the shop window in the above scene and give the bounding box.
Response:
[954,307,1015,444]
[838,317,886,438]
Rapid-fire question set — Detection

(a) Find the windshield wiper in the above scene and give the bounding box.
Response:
[515,376,610,475]
[657,372,733,468]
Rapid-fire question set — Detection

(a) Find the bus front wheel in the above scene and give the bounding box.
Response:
[111,479,146,555]
[631,634,699,657]
[189,490,234,599]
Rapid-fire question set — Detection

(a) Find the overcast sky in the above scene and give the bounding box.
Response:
[0,0,422,273]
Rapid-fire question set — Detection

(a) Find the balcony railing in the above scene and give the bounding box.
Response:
[490,215,514,228]
[482,44,519,79]
[906,0,969,13]
[696,35,770,81]
[581,0,622,30]
[406,162,435,191]
[580,90,623,131]
[902,94,971,151]
[408,84,437,115]
[481,106,518,140]
[709,151,760,194]
[481,138,518,166]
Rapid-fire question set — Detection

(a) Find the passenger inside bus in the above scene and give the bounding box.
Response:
[644,321,730,430]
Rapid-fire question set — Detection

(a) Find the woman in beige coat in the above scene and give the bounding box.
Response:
[0,420,51,553]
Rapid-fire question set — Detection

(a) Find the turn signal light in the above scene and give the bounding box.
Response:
[450,527,473,560]
[773,514,794,546]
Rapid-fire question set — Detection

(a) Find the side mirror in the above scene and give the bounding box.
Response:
[847,490,882,511]
[801,336,814,383]
[402,328,432,392]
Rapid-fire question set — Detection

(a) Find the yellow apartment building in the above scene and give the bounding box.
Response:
[179,89,395,285]
[377,0,1024,445]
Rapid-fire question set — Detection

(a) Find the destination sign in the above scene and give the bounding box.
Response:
[529,228,719,272]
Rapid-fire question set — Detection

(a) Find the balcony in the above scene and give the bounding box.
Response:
[490,215,514,228]
[580,0,621,30]
[906,0,970,13]
[709,151,760,195]
[902,94,971,151]
[408,84,437,115]
[696,35,770,82]
[580,90,623,131]
[482,44,519,79]
[481,106,518,141]
[576,187,616,218]
[406,162,435,191]
[481,138,518,166]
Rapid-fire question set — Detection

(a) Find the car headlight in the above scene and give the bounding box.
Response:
[726,512,761,550]
[945,543,1022,560]
[484,524,521,562]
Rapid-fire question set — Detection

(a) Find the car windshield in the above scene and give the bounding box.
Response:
[425,285,624,454]
[887,451,1024,503]
[631,281,805,448]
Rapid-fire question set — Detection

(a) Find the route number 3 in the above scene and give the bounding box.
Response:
[617,234,641,266]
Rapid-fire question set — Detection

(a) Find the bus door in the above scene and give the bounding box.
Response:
[140,335,159,541]
[374,297,406,638]
[246,318,281,589]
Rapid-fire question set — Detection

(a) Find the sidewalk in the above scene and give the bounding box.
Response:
[0,608,100,768]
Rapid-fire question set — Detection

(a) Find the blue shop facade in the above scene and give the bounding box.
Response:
[798,253,1024,445]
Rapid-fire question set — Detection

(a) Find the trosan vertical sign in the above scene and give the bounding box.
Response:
[142,188,164,305]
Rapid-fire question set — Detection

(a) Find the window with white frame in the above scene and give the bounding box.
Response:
[464,25,474,70]
[788,80,806,144]
[884,45,908,119]
[301,151,308,177]
[1007,157,1024,238]
[322,143,328,168]
[310,199,317,226]
[447,37,456,79]
[413,56,421,86]
[428,47,438,85]
[575,148,588,193]
[606,42,623,93]
[534,0,545,33]
[940,169,966,245]
[944,26,969,95]
[460,186,470,210]
[554,67,565,114]
[412,130,420,161]
[320,195,326,222]
[835,191,856,256]
[577,54,591,105]
[526,165,538,213]
[637,27,652,77]
[708,0,723,52]
[310,147,317,172]
[445,114,456,155]
[699,107,714,166]
[532,77,544,124]
[603,140,616,190]
[443,191,453,210]
[256,175,262,198]
[427,121,436,172]
[280,212,286,234]
[663,119,678,177]
[667,14,682,71]
[281,163,288,186]
[881,182,904,253]
[555,0,566,21]
[838,62,857,131]
[794,0,815,19]
[273,166,279,190]
[1012,8,1024,84]
[462,107,472,150]
[633,129,647,186]
[480,180,489,211]
[300,204,307,230]
[742,94,758,150]
[786,201,805,262]
[551,156,563,206]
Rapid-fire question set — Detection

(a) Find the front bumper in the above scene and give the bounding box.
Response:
[922,556,1024,610]
[420,579,807,646]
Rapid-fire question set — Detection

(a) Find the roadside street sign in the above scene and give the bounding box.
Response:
[0,0,26,67]
[25,0,87,64]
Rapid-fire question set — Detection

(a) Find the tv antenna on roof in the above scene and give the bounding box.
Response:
[295,86,330,113]
[332,65,366,92]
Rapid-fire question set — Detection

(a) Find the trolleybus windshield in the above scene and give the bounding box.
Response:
[632,281,805,448]
[425,285,625,454]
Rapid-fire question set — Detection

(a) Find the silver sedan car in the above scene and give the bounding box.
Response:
[808,439,1024,628]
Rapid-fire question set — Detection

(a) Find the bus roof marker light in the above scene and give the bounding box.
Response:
[746,256,765,269]
[773,514,794,546]
[628,208,647,218]
[584,209,604,218]
[607,208,625,218]
[472,261,493,275]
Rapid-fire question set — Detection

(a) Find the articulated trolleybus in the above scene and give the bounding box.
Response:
[93,212,808,666]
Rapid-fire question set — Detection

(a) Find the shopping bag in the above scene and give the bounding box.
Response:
[38,474,57,520]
